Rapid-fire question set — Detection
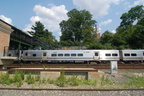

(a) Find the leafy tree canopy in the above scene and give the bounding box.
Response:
[28,21,58,48]
[59,9,97,45]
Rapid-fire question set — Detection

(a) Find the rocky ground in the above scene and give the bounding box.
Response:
[0,90,144,96]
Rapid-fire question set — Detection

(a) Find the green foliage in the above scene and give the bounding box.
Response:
[13,71,24,87]
[67,76,81,86]
[28,21,58,49]
[125,74,144,88]
[55,71,66,87]
[26,73,35,84]
[0,71,25,87]
[60,9,97,45]
[47,79,55,84]
[92,5,144,50]
[100,31,113,44]
[41,78,47,84]
[101,75,113,85]
[35,75,40,81]
[112,5,144,49]
[0,73,12,85]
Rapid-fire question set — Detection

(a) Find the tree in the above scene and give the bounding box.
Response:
[59,9,97,45]
[28,21,57,48]
[29,21,45,38]
[100,31,114,44]
[129,25,144,49]
[120,5,144,28]
[113,5,144,49]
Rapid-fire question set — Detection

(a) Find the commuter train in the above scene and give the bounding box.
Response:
[7,50,144,63]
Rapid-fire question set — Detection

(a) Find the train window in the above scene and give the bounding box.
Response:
[131,53,137,56]
[51,54,57,57]
[112,53,118,56]
[43,53,47,56]
[8,54,11,56]
[124,53,130,56]
[105,53,111,56]
[25,53,28,56]
[58,54,63,56]
[33,54,36,57]
[78,54,83,56]
[65,54,70,56]
[95,53,99,56]
[71,54,76,56]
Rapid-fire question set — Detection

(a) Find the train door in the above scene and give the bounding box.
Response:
[143,51,144,61]
[42,52,47,60]
[94,51,100,61]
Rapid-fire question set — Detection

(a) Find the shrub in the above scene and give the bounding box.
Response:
[67,76,81,86]
[41,78,47,84]
[125,74,144,88]
[55,71,66,87]
[26,73,35,84]
[101,75,113,85]
[0,73,13,85]
[13,71,24,87]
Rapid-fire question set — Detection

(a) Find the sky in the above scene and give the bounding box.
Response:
[0,0,144,41]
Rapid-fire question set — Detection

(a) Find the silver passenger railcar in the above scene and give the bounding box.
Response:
[22,50,120,63]
[119,50,144,61]
[8,49,143,63]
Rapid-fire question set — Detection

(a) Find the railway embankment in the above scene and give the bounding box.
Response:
[0,69,144,96]
[0,68,144,89]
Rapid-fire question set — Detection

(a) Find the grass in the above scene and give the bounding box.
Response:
[124,74,144,88]
[0,72,12,85]
[13,71,24,87]
[1,71,144,88]
[55,71,66,87]
[100,75,113,86]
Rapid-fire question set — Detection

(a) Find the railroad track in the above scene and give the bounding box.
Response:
[0,87,144,91]
[7,63,144,69]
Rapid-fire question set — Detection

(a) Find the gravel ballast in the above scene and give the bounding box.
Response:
[0,90,144,96]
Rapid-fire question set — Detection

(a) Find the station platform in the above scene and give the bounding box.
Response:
[0,56,18,66]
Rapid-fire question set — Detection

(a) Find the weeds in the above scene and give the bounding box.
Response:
[0,73,12,85]
[0,71,124,88]
[55,71,66,87]
[13,71,24,87]
[101,75,113,85]
[124,74,144,88]
[67,76,81,86]
[41,78,47,84]
[26,73,35,84]
[83,79,97,86]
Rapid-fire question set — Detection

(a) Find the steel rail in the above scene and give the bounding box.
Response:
[0,88,144,91]
[7,65,144,69]
[0,69,98,72]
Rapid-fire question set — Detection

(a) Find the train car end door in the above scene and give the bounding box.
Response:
[94,52,100,61]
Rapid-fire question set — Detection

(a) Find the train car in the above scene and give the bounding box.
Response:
[119,50,144,61]
[46,50,95,61]
[22,50,100,62]
[22,50,120,63]
[8,49,144,63]
[22,50,48,61]
[98,50,119,61]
